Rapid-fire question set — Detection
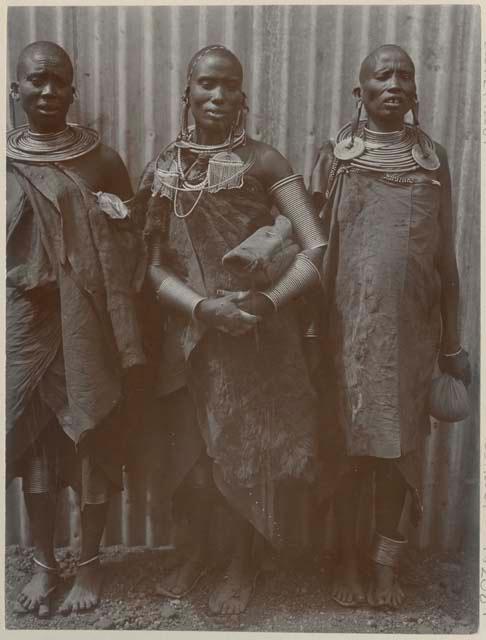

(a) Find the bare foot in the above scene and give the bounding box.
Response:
[208,558,258,615]
[59,563,103,615]
[15,567,58,617]
[332,563,366,607]
[155,558,206,598]
[367,563,405,609]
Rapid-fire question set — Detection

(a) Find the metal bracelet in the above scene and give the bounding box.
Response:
[148,233,162,267]
[156,273,206,319]
[441,346,463,358]
[33,557,59,573]
[268,174,327,250]
[77,554,101,568]
[303,319,320,338]
[370,532,407,568]
[262,253,321,311]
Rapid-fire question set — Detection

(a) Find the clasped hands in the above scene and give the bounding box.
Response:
[195,289,274,336]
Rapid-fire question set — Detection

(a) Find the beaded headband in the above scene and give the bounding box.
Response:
[186,44,234,84]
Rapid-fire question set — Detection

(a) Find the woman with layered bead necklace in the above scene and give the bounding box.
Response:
[137,44,328,615]
[311,44,471,610]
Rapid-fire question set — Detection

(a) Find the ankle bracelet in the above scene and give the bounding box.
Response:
[33,557,58,573]
[77,554,101,568]
[370,532,407,568]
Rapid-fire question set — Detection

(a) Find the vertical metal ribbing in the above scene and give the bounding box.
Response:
[431,6,455,148]
[116,6,128,170]
[303,4,318,185]
[27,6,36,42]
[54,6,64,47]
[169,6,182,139]
[224,5,236,51]
[142,5,156,164]
[417,423,441,549]
[18,482,31,547]
[384,4,398,44]
[276,5,290,157]
[358,4,371,63]
[248,5,263,141]
[439,423,467,550]
[92,6,102,135]
[329,6,345,136]
[198,5,208,50]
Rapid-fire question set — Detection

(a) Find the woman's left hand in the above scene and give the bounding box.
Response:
[217,289,274,317]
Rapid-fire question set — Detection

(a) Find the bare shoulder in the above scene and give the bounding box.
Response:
[96,143,133,199]
[96,143,128,172]
[244,138,293,191]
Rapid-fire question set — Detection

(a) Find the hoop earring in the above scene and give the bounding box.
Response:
[234,91,249,135]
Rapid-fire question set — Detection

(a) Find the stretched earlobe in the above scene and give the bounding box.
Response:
[352,86,361,100]
[9,83,20,101]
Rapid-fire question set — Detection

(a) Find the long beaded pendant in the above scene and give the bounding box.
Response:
[207,151,245,193]
[152,162,180,200]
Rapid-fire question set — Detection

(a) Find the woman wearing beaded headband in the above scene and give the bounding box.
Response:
[137,44,328,614]
[311,44,471,609]
[7,41,145,618]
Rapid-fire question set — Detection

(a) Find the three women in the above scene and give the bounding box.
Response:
[7,40,471,619]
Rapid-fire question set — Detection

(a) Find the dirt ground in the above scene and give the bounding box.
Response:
[5,544,478,633]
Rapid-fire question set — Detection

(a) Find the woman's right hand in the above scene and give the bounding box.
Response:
[195,292,261,336]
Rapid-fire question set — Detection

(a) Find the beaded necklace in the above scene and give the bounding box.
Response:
[334,121,439,173]
[152,125,254,218]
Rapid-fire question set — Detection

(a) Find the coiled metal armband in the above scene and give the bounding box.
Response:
[262,253,321,311]
[155,272,206,319]
[268,174,327,250]
[370,532,408,568]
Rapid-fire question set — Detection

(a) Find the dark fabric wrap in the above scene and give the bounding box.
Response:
[7,161,146,486]
[141,156,320,545]
[311,143,443,495]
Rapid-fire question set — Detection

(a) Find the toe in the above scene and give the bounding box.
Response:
[222,600,235,615]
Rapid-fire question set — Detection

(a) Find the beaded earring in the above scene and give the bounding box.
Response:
[207,90,247,193]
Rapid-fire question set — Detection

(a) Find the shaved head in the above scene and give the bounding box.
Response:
[17,41,73,83]
[359,44,415,84]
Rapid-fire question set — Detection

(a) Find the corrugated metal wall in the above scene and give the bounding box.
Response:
[6,4,480,551]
